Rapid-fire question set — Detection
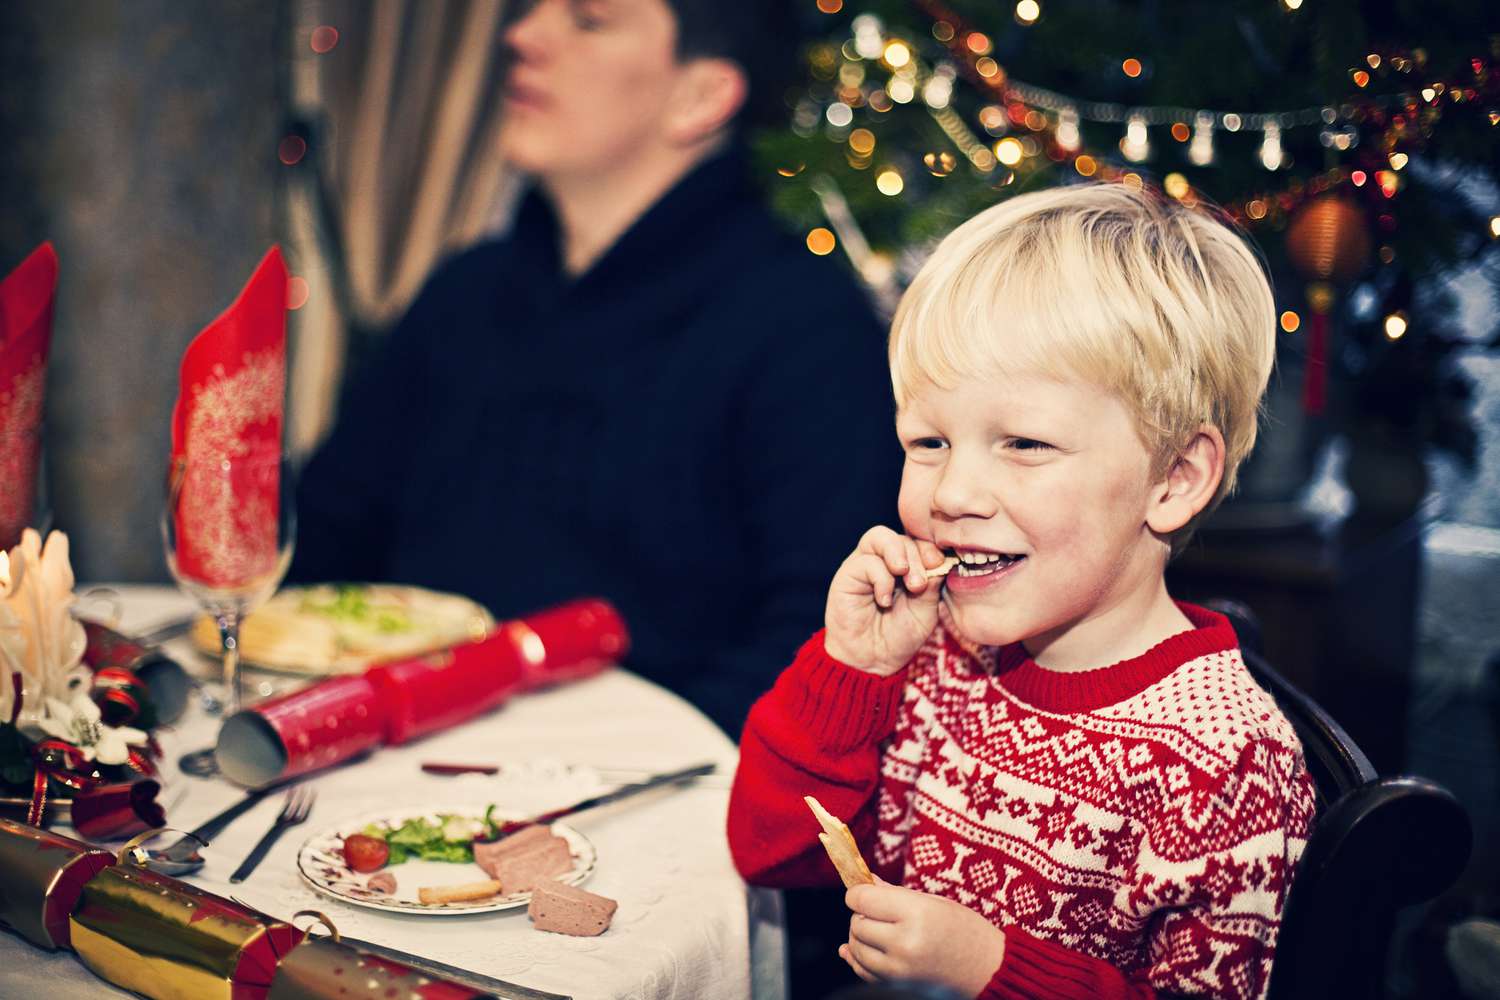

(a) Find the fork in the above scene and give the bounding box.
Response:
[228,787,316,883]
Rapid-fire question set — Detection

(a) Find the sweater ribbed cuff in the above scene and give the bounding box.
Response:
[784,630,908,753]
[981,927,1121,1000]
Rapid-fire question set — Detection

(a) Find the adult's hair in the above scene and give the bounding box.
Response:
[665,0,796,128]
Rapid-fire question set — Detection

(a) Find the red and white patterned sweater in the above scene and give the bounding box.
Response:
[728,603,1316,1000]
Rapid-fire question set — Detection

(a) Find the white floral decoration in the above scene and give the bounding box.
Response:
[0,529,91,729]
[34,692,146,765]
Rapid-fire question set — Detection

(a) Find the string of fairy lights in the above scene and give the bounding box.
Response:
[791,0,1500,274]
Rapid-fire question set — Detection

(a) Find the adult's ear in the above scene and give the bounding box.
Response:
[1145,425,1226,535]
[666,57,747,145]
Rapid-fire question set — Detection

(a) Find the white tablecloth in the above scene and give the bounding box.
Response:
[0,586,786,1000]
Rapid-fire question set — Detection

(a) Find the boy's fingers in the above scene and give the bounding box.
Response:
[849,913,896,953]
[915,538,947,569]
[845,881,908,923]
[901,537,929,591]
[838,944,878,983]
[840,554,895,605]
[856,526,910,576]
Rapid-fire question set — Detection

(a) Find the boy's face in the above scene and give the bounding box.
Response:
[499,0,688,179]
[896,371,1170,667]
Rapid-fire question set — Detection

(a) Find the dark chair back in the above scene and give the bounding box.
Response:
[1203,599,1473,1000]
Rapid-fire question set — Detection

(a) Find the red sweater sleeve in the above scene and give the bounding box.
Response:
[727,630,909,887]
[981,928,1160,1000]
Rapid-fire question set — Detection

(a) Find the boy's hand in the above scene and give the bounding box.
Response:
[824,527,947,676]
[840,877,1005,996]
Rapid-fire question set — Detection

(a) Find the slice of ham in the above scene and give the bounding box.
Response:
[493,837,574,893]
[472,824,558,878]
[366,872,397,895]
[528,878,617,936]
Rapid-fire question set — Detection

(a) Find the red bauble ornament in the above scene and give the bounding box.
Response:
[1285,196,1373,285]
[1283,197,1374,415]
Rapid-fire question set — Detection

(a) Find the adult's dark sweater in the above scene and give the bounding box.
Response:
[291,150,901,737]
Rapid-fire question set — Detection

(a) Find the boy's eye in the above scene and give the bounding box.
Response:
[910,437,948,451]
[1009,438,1052,451]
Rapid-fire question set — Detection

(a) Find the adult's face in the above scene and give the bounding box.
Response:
[499,0,688,179]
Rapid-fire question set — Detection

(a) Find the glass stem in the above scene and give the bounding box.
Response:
[216,612,242,716]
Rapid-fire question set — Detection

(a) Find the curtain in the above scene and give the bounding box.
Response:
[284,0,518,457]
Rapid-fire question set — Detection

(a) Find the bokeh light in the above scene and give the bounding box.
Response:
[1383,312,1408,340]
[816,0,843,13]
[1163,173,1189,199]
[876,169,905,196]
[848,128,876,155]
[806,228,837,255]
[1074,155,1098,176]
[310,25,339,54]
[924,151,957,176]
[1279,310,1301,333]
[287,276,310,310]
[1015,1,1041,24]
[1122,58,1142,78]
[278,135,307,166]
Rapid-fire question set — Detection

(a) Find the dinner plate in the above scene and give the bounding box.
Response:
[191,583,493,675]
[296,806,597,916]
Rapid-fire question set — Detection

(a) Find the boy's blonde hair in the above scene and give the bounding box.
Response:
[889,182,1277,544]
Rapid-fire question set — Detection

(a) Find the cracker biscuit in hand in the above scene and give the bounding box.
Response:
[805,795,874,888]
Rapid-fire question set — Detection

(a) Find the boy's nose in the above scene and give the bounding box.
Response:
[931,456,997,520]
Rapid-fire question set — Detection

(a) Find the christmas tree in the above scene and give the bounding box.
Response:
[755,0,1500,520]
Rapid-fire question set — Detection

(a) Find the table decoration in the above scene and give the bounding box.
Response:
[0,817,115,950]
[69,836,306,1000]
[268,910,555,1000]
[0,529,163,830]
[80,618,193,726]
[165,245,292,718]
[367,598,627,746]
[215,598,628,788]
[0,242,56,552]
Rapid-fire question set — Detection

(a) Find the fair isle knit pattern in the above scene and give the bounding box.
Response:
[876,609,1317,1000]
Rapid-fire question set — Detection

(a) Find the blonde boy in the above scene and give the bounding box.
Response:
[728,184,1316,1000]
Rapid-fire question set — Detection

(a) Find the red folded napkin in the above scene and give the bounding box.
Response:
[169,247,287,588]
[0,242,58,550]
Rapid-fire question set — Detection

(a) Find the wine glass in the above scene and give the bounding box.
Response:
[161,450,295,720]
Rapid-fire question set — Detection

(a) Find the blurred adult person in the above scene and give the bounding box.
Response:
[292,0,898,736]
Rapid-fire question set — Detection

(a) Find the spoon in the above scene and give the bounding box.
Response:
[139,782,281,875]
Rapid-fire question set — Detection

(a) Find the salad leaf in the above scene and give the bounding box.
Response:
[358,809,499,864]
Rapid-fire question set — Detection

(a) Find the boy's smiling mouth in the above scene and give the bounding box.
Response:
[943,547,1026,580]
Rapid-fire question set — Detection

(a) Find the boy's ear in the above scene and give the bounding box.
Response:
[666,57,746,145]
[1145,425,1226,535]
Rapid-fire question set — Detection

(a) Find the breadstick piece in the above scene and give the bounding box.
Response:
[925,555,960,579]
[418,879,503,904]
[805,796,874,888]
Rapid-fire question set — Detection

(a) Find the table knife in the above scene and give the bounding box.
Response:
[490,761,716,837]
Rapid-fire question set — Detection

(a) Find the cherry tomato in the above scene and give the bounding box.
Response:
[342,833,390,872]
